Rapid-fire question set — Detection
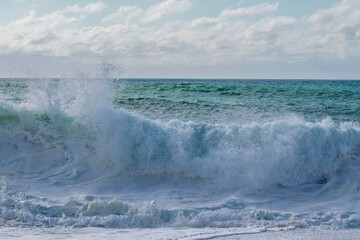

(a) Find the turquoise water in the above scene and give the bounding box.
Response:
[2,79,360,123]
[114,79,360,123]
[0,78,360,229]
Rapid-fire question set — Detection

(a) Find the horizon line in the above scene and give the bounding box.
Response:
[0,77,360,81]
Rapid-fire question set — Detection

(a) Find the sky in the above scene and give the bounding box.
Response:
[0,0,359,79]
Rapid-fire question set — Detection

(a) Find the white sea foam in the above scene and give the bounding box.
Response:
[0,78,360,229]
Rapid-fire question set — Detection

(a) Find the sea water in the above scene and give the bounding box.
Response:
[0,78,360,238]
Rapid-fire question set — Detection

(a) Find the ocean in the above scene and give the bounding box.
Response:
[0,78,360,239]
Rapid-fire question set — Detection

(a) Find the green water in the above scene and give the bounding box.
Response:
[1,79,359,124]
[114,79,360,124]
[0,78,360,229]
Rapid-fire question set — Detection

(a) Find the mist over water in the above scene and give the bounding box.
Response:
[0,77,360,229]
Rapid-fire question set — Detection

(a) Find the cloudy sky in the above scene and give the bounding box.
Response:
[0,0,359,79]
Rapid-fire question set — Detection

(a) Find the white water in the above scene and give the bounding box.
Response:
[0,78,360,230]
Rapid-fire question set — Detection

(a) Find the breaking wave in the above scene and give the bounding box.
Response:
[0,78,360,228]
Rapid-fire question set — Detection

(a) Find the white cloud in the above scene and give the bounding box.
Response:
[65,2,107,14]
[308,0,359,24]
[102,6,142,23]
[304,0,360,59]
[220,2,278,19]
[143,0,192,23]
[0,2,108,56]
[0,10,77,56]
[249,16,297,32]
[0,0,360,66]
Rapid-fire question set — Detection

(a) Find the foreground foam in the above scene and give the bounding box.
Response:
[1,184,360,229]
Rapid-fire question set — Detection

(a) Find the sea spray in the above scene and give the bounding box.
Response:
[2,82,360,190]
[0,79,360,229]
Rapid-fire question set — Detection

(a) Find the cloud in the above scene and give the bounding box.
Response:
[0,0,360,67]
[0,10,77,56]
[64,2,107,14]
[219,2,278,19]
[304,0,360,58]
[308,0,359,24]
[102,6,142,23]
[0,2,106,56]
[143,0,192,23]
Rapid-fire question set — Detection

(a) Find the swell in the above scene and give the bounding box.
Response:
[1,104,359,193]
[1,79,360,229]
[0,78,359,191]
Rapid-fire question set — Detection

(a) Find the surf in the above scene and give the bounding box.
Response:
[0,78,360,229]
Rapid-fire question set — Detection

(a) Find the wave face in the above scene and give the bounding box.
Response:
[0,78,360,229]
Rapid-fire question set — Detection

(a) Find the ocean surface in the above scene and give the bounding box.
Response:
[0,78,360,238]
